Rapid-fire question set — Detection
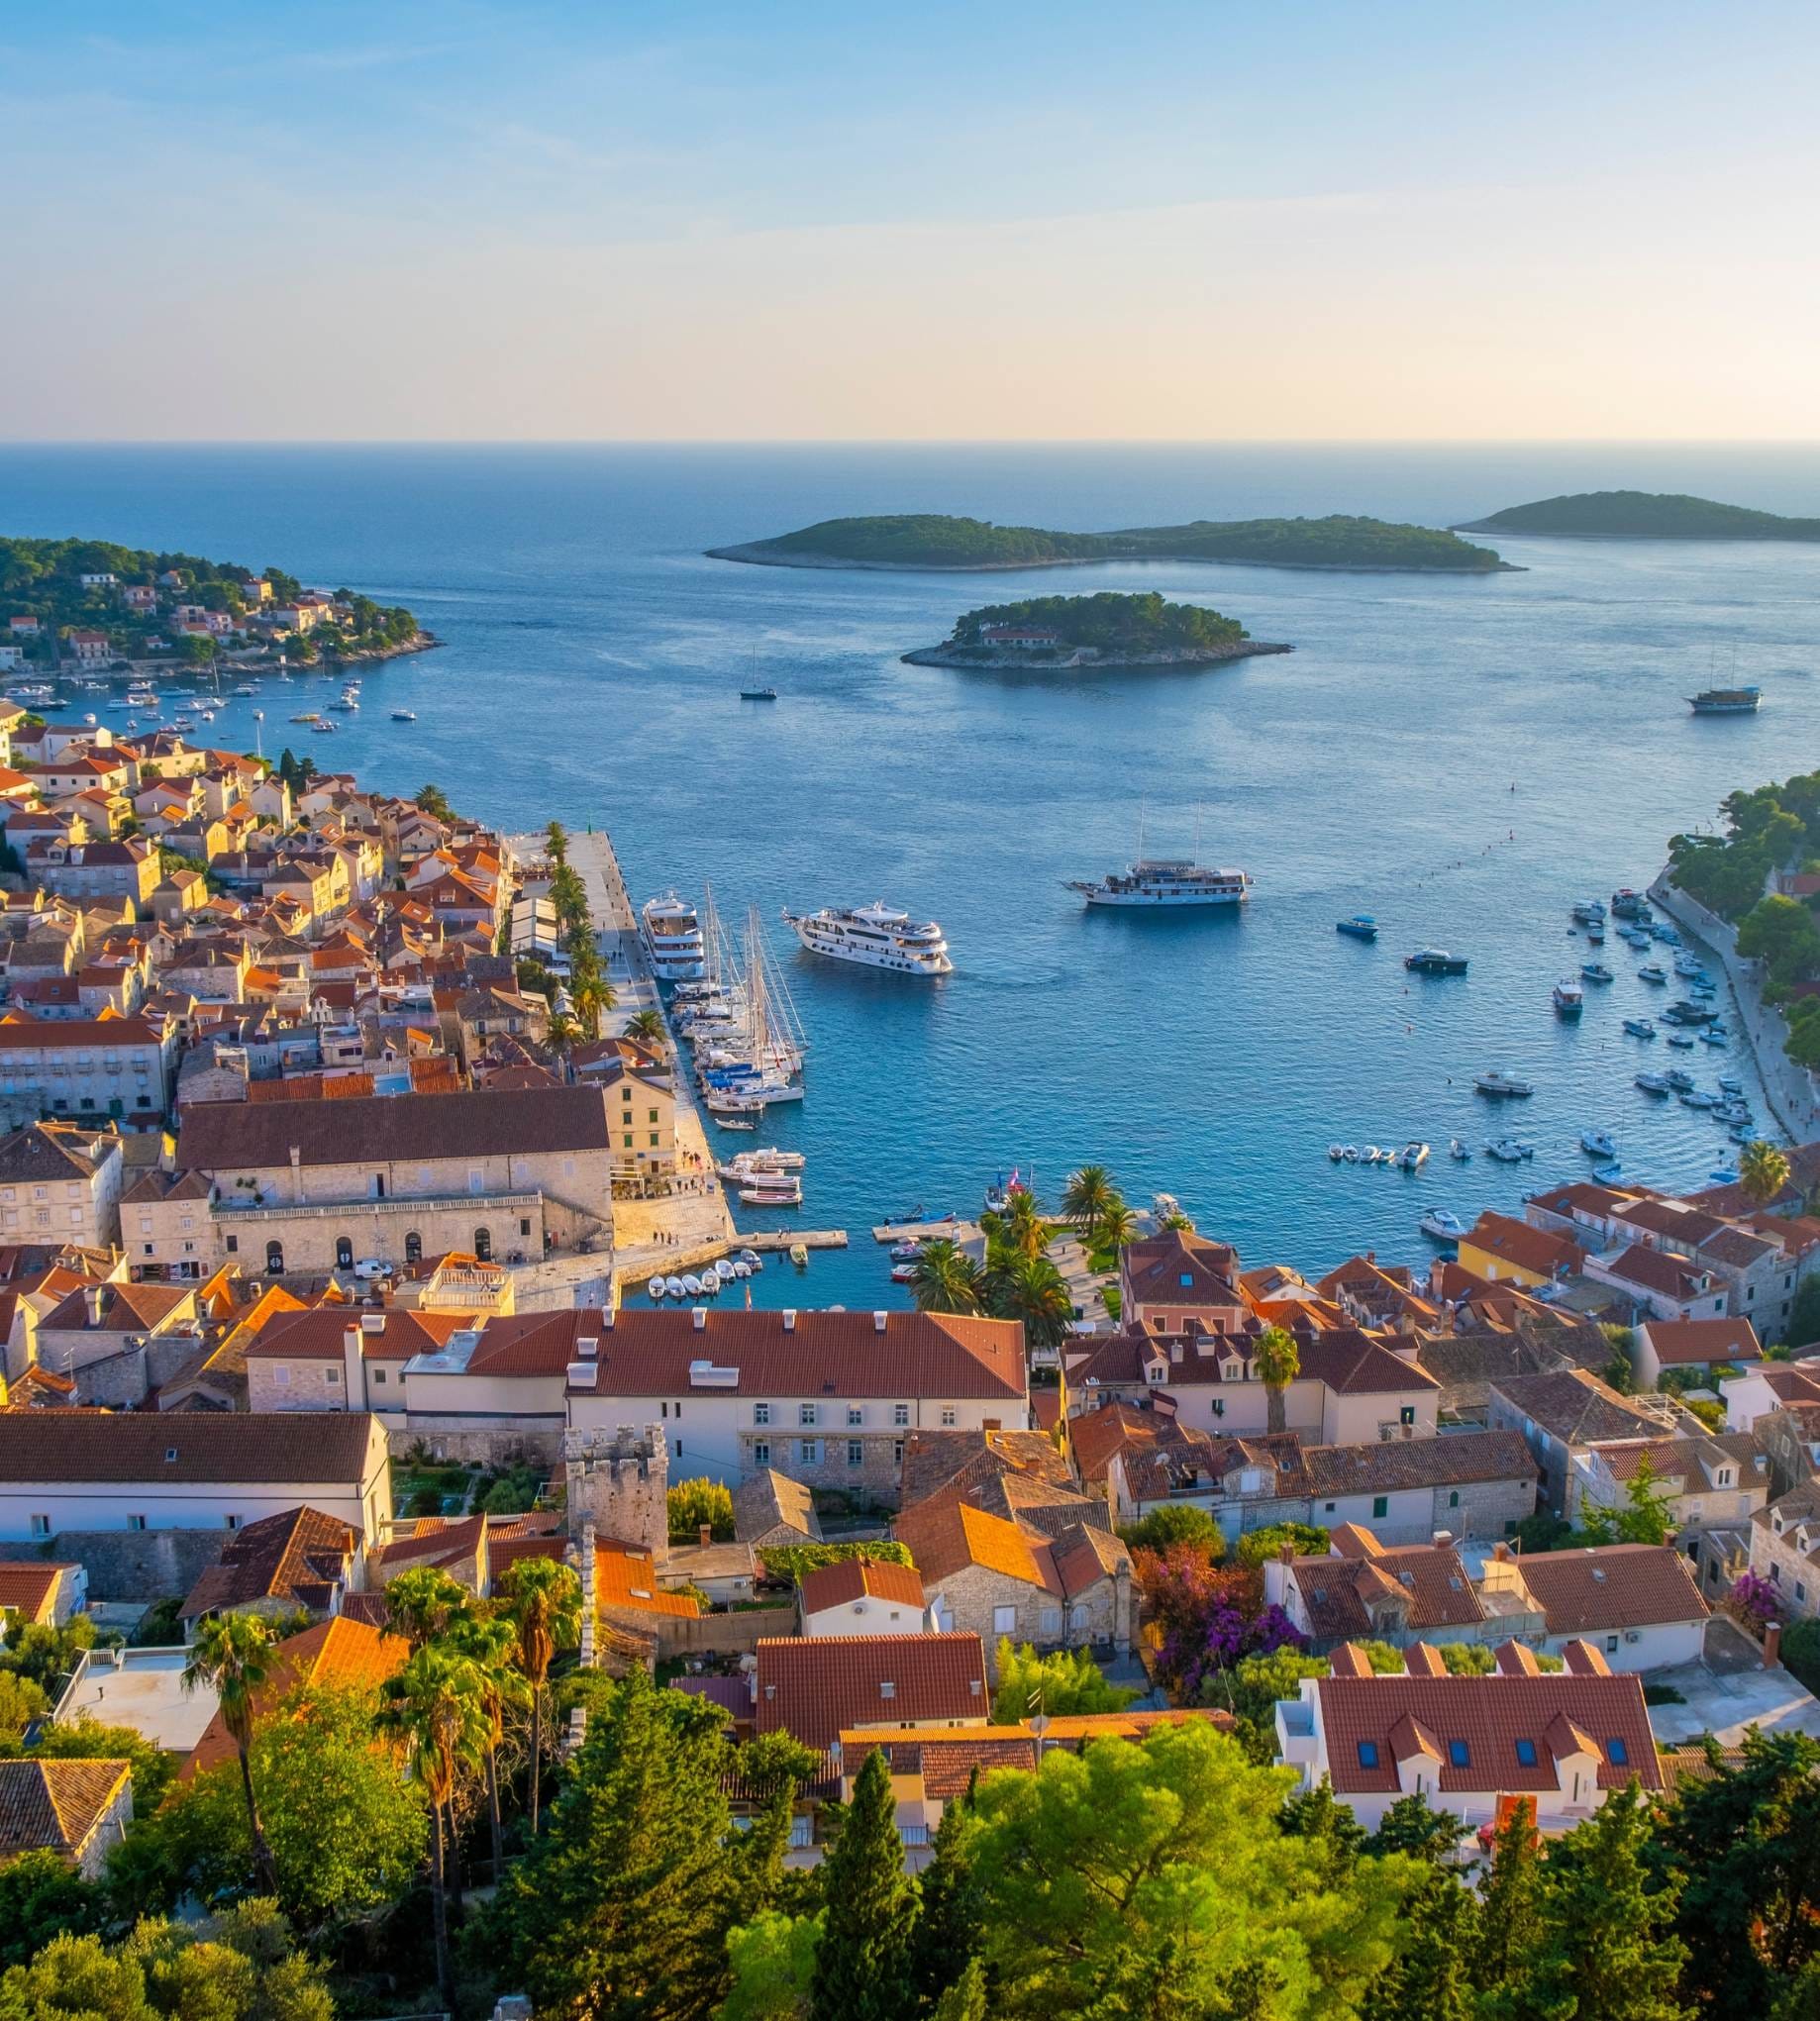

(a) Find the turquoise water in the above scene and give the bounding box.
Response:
[4,444,1818,1309]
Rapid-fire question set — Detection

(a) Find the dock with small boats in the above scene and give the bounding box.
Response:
[870,1217,984,1246]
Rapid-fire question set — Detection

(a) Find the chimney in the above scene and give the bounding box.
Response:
[1766,1620,1783,1668]
[342,1323,367,1411]
[873,1310,887,1333]
[698,1524,712,1549]
[692,1307,706,1330]
[1493,1542,1511,1563]
[84,1283,105,1328]
[782,1309,796,1332]
[601,1308,615,1330]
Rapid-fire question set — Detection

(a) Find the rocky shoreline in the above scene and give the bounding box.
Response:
[902,639,1292,671]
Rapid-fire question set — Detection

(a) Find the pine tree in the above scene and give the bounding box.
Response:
[1360,1796,1476,2021]
[1526,1787,1686,2021]
[932,1957,988,2021]
[911,1784,982,2010]
[1473,1804,1547,2017]
[499,1669,738,2018]
[809,1748,920,2021]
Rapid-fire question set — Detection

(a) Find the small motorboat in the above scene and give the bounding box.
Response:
[1666,1033,1696,1049]
[1710,1166,1741,1186]
[1673,953,1705,977]
[1362,1145,1383,1164]
[1405,949,1468,974]
[663,1276,686,1298]
[1718,1076,1744,1095]
[741,1186,802,1207]
[1652,923,1681,945]
[1553,977,1584,1019]
[1665,1068,1695,1092]
[1420,1208,1468,1241]
[890,1240,923,1261]
[732,1260,753,1278]
[1339,1145,1360,1162]
[680,1273,705,1296]
[1622,1018,1656,1039]
[1397,1142,1431,1169]
[739,1248,763,1271]
[649,1277,666,1301]
[1475,1070,1535,1098]
[392,710,418,722]
[1700,1029,1729,1047]
[1328,1144,1346,1162]
[1485,1139,1526,1163]
[1592,1162,1625,1184]
[1571,899,1607,923]
[1449,1139,1471,1161]
[740,687,779,701]
[1580,962,1614,984]
[713,1259,736,1283]
[890,1263,918,1283]
[1730,1125,1757,1145]
[1680,1090,1717,1109]
[1635,1072,1670,1094]
[1639,964,1668,984]
[1580,1129,1617,1159]
[1336,915,1378,941]
[788,1243,809,1267]
[1585,927,1605,945]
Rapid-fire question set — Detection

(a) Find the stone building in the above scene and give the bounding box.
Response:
[565,1422,669,1563]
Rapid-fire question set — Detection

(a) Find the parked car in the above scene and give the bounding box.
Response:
[353,1258,393,1281]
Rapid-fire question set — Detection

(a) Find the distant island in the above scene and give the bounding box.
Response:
[0,534,431,670]
[709,512,1512,574]
[1454,490,1820,541]
[902,591,1290,670]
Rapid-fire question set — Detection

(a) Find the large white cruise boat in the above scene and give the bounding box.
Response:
[1065,859,1251,907]
[640,892,707,981]
[780,902,954,975]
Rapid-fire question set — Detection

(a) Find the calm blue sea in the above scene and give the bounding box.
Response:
[4,443,1818,1309]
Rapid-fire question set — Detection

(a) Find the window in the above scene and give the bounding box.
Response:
[1772,1564,1783,1585]
[799,1404,818,1427]
[127,1514,147,1532]
[1400,1405,1416,1426]
[1449,1490,1460,1508]
[940,1405,957,1428]
[28,1515,49,1540]
[624,1134,633,1150]
[1448,1740,1470,1768]
[754,1402,770,1426]
[1372,1495,1388,1519]
[325,1366,340,1386]
[1606,1635,1620,1654]
[1357,1741,1379,1768]
[1179,1272,1193,1286]
[1515,1739,1538,1767]
[753,1440,770,1465]
[848,1441,863,1468]
[372,1367,387,1385]
[993,1606,1018,1635]
[265,1241,284,1275]
[1799,1581,1809,1603]
[225,1234,238,1255]
[273,1366,290,1387]
[335,1236,354,1269]
[473,1227,492,1263]
[224,1514,241,1531]
[847,1406,863,1427]
[1324,1501,1337,1514]
[467,1167,485,1194]
[893,1404,909,1427]
[893,1440,903,1465]
[798,1440,819,1465]
[1607,1738,1630,1767]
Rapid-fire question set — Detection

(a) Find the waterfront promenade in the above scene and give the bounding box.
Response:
[506,828,734,1304]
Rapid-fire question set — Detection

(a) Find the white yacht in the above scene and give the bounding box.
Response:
[1065,859,1251,907]
[781,902,953,975]
[640,893,708,981]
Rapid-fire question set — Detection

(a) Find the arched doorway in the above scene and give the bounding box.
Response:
[473,1227,493,1263]
[265,1242,285,1276]
[404,1230,423,1265]
[335,1236,354,1269]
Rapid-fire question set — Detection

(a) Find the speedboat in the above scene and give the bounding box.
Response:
[1664,1068,1695,1092]
[1701,1029,1728,1047]
[715,1259,738,1283]
[739,1248,763,1271]
[1666,1033,1696,1049]
[1420,1208,1469,1241]
[1635,1072,1671,1094]
[1580,962,1614,984]
[1449,1139,1472,1161]
[681,1273,705,1296]
[1571,899,1607,924]
[1485,1139,1526,1163]
[1474,1070,1535,1098]
[1405,949,1468,974]
[788,1243,809,1267]
[1553,977,1584,1019]
[1679,1090,1717,1109]
[1397,1142,1430,1169]
[1336,915,1378,941]
[1623,1018,1656,1039]
[890,1263,919,1283]
[1639,964,1668,984]
[890,1240,923,1261]
[649,1278,666,1301]
[1592,1162,1625,1184]
[1580,1129,1617,1159]
[664,1276,686,1298]
[392,710,418,722]
[1718,1076,1743,1094]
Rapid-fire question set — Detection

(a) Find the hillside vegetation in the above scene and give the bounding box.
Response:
[714,511,1508,572]
[949,590,1247,655]
[1457,489,1820,539]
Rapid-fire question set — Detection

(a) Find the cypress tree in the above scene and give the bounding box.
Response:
[1473,1804,1547,2018]
[810,1748,919,2021]
[911,1783,983,2009]
[932,1957,988,2021]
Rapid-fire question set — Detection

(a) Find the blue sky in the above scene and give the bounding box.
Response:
[4,2,1818,439]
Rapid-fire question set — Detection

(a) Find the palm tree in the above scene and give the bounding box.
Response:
[1092,1198,1139,1254]
[988,1252,1076,1353]
[1061,1164,1117,1230]
[376,1647,490,2010]
[544,1010,581,1056]
[496,1557,581,1836]
[984,1187,1047,1264]
[625,1008,667,1051]
[1254,1324,1300,1436]
[183,1612,279,1892]
[1741,1139,1792,1207]
[384,1566,473,1652]
[908,1237,984,1315]
[447,1611,532,1887]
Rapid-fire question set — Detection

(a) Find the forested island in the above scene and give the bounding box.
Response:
[0,534,428,667]
[710,512,1511,573]
[1456,490,1820,540]
[903,591,1290,670]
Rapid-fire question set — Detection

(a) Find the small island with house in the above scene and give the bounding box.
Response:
[710,511,1513,573]
[902,591,1291,670]
[1454,490,1820,541]
[0,535,433,678]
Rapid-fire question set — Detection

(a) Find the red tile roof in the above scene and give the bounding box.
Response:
[754,1632,989,1748]
[799,1557,927,1614]
[243,1307,466,1362]
[1638,1317,1762,1366]
[0,1759,131,1859]
[1515,1544,1709,1633]
[180,1506,357,1619]
[184,1616,408,1775]
[1462,1212,1585,1279]
[0,1562,76,1623]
